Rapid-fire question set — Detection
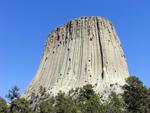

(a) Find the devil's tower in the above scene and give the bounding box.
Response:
[24,16,129,98]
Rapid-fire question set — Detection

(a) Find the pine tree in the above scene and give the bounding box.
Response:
[39,100,54,113]
[8,98,33,113]
[0,97,8,113]
[123,76,149,113]
[76,84,105,113]
[6,86,20,101]
[105,92,125,113]
[55,92,78,113]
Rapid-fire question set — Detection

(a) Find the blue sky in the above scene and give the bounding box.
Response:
[0,0,150,99]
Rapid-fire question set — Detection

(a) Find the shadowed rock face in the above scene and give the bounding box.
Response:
[24,16,129,98]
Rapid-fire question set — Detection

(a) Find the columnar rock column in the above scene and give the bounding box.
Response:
[24,16,129,98]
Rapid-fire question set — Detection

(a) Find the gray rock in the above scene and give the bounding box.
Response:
[23,16,129,99]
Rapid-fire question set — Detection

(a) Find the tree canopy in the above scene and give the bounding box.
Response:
[1,76,150,113]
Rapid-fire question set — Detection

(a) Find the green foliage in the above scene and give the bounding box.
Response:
[34,84,127,113]
[9,98,33,113]
[147,88,150,113]
[39,100,54,113]
[78,84,95,100]
[54,92,78,113]
[123,76,150,113]
[105,92,125,113]
[32,86,55,112]
[6,86,20,101]
[4,76,150,113]
[76,84,103,113]
[0,97,8,113]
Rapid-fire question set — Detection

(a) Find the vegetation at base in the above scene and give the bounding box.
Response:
[123,76,150,113]
[0,76,150,113]
[8,98,33,113]
[0,97,7,113]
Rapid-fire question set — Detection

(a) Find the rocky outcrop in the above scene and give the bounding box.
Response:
[24,16,129,99]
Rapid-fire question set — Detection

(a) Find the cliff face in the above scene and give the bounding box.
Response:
[24,16,129,98]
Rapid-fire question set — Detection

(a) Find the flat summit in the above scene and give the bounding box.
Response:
[24,16,129,98]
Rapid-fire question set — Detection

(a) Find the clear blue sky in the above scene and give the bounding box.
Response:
[0,0,150,99]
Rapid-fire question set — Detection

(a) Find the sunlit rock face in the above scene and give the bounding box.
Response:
[24,16,129,98]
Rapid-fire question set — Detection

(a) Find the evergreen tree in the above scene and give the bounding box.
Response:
[6,86,20,101]
[8,98,33,113]
[146,88,150,113]
[76,84,105,113]
[123,76,149,113]
[0,97,8,113]
[39,100,54,113]
[55,92,78,113]
[105,92,125,113]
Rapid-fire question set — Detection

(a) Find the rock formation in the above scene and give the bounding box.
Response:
[24,16,129,99]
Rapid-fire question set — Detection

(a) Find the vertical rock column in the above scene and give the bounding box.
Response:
[24,16,129,98]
